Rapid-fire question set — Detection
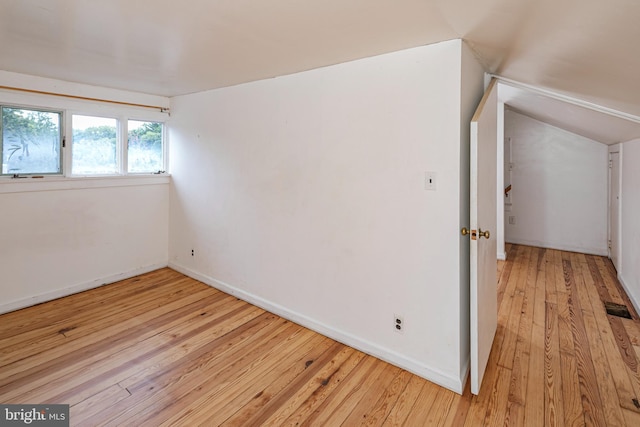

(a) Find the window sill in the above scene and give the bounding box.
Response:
[0,174,170,194]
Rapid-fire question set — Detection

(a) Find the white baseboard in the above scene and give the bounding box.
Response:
[505,238,608,256]
[0,262,168,315]
[497,252,507,261]
[618,274,640,316]
[169,262,464,394]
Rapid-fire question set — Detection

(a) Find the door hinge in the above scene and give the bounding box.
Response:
[608,240,612,249]
[62,136,66,148]
[609,159,612,169]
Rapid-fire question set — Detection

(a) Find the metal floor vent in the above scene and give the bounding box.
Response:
[604,301,633,319]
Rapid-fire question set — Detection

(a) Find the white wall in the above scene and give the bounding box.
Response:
[619,139,640,311]
[0,181,169,313]
[169,39,484,392]
[0,74,170,314]
[504,110,608,255]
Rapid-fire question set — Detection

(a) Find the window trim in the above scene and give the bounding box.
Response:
[0,174,170,194]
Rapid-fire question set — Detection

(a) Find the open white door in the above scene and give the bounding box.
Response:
[469,78,498,395]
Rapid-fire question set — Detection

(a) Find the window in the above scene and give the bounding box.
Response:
[128,120,163,173]
[72,115,118,175]
[0,101,166,179]
[1,106,62,175]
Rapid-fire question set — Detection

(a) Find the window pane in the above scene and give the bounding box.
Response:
[2,107,62,175]
[72,115,118,174]
[128,120,163,173]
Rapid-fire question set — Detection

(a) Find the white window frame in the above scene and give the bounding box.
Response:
[67,111,168,177]
[0,90,169,198]
[126,117,166,175]
[68,112,122,177]
[0,103,65,177]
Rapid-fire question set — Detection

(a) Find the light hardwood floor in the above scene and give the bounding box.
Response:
[1,244,640,425]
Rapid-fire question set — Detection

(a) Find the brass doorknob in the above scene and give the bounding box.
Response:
[478,228,490,239]
[461,227,470,236]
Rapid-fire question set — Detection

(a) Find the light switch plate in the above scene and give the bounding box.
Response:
[425,172,437,190]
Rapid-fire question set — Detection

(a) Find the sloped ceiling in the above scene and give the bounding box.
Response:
[499,83,640,145]
[1,0,639,121]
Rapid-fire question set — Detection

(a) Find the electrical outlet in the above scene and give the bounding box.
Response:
[509,216,516,225]
[191,249,195,257]
[394,314,404,333]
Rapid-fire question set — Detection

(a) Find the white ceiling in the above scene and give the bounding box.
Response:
[499,82,640,145]
[1,0,640,128]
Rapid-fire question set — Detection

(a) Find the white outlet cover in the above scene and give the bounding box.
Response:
[393,314,404,333]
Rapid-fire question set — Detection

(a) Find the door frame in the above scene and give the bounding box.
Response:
[608,145,622,272]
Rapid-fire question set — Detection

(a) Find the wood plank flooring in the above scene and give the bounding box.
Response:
[1,244,640,425]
